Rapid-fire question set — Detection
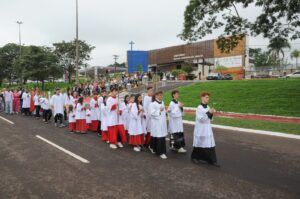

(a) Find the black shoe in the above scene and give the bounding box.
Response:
[211,163,221,168]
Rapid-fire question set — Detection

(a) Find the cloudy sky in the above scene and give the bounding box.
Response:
[1,0,299,67]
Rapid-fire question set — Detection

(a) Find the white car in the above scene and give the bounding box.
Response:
[286,71,300,78]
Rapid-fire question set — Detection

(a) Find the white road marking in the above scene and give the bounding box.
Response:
[183,120,300,140]
[0,116,14,124]
[35,135,90,164]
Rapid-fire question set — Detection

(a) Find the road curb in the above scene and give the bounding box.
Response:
[183,120,300,140]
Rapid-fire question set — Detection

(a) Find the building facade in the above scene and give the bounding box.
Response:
[146,37,249,79]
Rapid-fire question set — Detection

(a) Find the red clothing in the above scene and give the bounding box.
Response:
[13,93,20,113]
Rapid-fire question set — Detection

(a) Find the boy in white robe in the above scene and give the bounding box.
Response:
[149,91,168,160]
[143,87,153,146]
[50,88,65,128]
[191,92,220,167]
[168,90,187,153]
[22,90,31,116]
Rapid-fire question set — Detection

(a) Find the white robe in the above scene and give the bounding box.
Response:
[33,95,41,106]
[68,110,76,123]
[106,96,118,126]
[86,109,92,124]
[193,105,216,148]
[143,95,152,132]
[120,102,129,130]
[97,96,103,121]
[168,100,184,133]
[100,103,108,131]
[149,101,168,138]
[128,103,144,136]
[40,97,50,110]
[22,93,31,108]
[75,103,86,120]
[90,98,99,121]
[50,94,65,115]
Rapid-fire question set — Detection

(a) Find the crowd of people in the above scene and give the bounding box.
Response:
[0,83,220,167]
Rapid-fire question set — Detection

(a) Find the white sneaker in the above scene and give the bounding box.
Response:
[54,123,58,127]
[109,144,118,149]
[178,147,187,153]
[117,142,124,148]
[133,147,140,152]
[148,146,155,154]
[160,154,167,159]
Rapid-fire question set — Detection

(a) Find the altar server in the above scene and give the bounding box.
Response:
[90,92,99,132]
[143,87,153,146]
[107,88,127,149]
[33,92,41,118]
[149,91,168,160]
[128,94,145,152]
[85,104,92,130]
[168,90,187,153]
[120,95,130,132]
[100,96,109,142]
[191,92,220,167]
[75,97,87,134]
[22,90,31,116]
[50,88,65,128]
[68,105,76,132]
[40,92,51,123]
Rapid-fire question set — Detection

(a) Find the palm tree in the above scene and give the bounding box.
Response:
[291,49,300,70]
[268,37,291,73]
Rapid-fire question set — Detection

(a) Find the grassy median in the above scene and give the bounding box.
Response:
[183,114,300,135]
[164,79,300,117]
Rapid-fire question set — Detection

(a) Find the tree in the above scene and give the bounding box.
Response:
[0,43,20,85]
[253,51,278,67]
[13,45,62,88]
[268,36,291,70]
[180,0,300,53]
[182,65,193,74]
[291,49,300,70]
[53,39,95,83]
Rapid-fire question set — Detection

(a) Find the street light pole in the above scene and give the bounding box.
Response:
[75,0,79,84]
[113,55,119,77]
[16,21,23,56]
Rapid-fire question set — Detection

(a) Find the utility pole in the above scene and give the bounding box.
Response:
[75,0,79,84]
[113,55,119,77]
[16,21,23,55]
[129,41,135,51]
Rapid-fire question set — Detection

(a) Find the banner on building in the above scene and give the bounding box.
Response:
[127,51,149,73]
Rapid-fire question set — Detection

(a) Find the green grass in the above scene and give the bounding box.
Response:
[1,82,72,93]
[183,114,300,135]
[164,79,300,117]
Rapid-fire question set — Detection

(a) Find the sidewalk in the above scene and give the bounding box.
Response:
[183,107,300,125]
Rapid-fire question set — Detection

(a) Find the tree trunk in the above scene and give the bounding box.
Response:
[42,80,45,90]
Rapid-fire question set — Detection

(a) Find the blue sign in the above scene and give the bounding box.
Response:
[127,51,148,73]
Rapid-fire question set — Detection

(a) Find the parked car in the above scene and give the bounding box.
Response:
[207,73,222,80]
[222,74,233,80]
[286,71,300,78]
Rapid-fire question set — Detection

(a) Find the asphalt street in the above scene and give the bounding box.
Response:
[0,112,299,199]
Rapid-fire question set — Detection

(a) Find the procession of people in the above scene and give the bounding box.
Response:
[0,82,220,167]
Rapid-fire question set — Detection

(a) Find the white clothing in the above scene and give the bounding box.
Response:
[149,101,168,138]
[192,104,216,148]
[128,103,144,136]
[168,100,184,133]
[50,94,65,115]
[22,92,31,108]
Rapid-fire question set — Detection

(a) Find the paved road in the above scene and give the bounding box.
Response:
[0,113,299,199]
